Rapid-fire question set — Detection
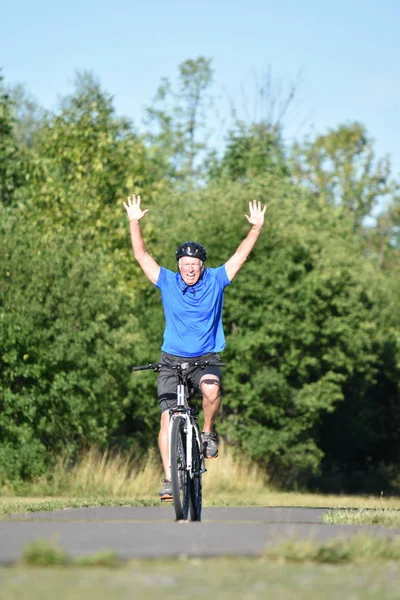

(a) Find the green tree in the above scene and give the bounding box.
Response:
[1,81,47,147]
[24,72,168,230]
[363,197,400,272]
[145,57,214,184]
[0,214,156,481]
[0,73,26,206]
[208,66,299,183]
[292,122,398,228]
[210,121,289,182]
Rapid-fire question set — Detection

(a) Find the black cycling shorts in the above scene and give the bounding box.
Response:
[157,351,221,412]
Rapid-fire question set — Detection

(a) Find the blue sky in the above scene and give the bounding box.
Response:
[2,0,399,177]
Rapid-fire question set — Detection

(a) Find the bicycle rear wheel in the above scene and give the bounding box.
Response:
[189,431,202,522]
[170,417,190,521]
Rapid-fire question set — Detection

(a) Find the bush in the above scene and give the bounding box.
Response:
[0,213,155,481]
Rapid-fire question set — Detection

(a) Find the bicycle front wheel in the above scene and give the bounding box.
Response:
[189,430,202,522]
[170,417,190,521]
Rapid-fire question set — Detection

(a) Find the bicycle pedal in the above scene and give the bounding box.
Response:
[160,496,173,503]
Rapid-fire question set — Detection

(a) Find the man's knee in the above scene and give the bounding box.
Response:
[200,377,220,402]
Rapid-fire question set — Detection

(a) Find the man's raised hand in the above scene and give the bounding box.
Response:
[123,194,149,222]
[245,200,267,231]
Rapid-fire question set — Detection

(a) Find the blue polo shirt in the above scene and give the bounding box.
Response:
[155,266,231,357]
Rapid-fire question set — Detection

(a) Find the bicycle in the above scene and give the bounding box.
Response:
[132,358,224,522]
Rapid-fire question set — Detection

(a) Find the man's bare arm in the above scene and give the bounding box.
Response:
[123,194,160,284]
[225,200,266,282]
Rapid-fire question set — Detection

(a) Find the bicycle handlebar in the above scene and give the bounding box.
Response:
[131,363,161,372]
[132,360,225,372]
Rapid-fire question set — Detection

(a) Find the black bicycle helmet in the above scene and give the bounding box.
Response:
[176,241,207,262]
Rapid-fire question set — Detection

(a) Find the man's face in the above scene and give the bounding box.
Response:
[179,257,203,285]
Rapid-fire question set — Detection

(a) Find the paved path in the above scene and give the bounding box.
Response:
[1,506,399,563]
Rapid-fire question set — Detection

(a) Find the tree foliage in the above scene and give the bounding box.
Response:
[210,122,289,182]
[22,72,169,232]
[0,64,399,491]
[0,74,27,206]
[2,81,48,148]
[292,122,398,228]
[0,214,157,481]
[145,57,214,183]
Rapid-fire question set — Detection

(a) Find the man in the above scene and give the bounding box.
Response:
[123,194,266,499]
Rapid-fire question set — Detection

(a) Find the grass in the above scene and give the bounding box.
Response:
[2,443,400,516]
[2,557,400,599]
[0,496,158,517]
[323,508,400,528]
[1,446,163,499]
[21,539,119,567]
[22,539,68,566]
[265,534,400,563]
[19,533,400,568]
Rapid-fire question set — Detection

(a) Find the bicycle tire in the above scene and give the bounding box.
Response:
[189,430,202,522]
[170,417,190,521]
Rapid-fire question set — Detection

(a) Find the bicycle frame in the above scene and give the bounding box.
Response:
[167,363,204,478]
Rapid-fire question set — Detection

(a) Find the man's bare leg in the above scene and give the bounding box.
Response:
[158,410,170,479]
[200,378,221,458]
[200,377,221,432]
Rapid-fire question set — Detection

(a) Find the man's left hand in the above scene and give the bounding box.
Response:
[245,200,267,231]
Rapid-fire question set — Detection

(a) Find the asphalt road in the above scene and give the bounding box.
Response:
[1,506,399,563]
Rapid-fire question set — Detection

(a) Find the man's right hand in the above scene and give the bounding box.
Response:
[123,194,149,222]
